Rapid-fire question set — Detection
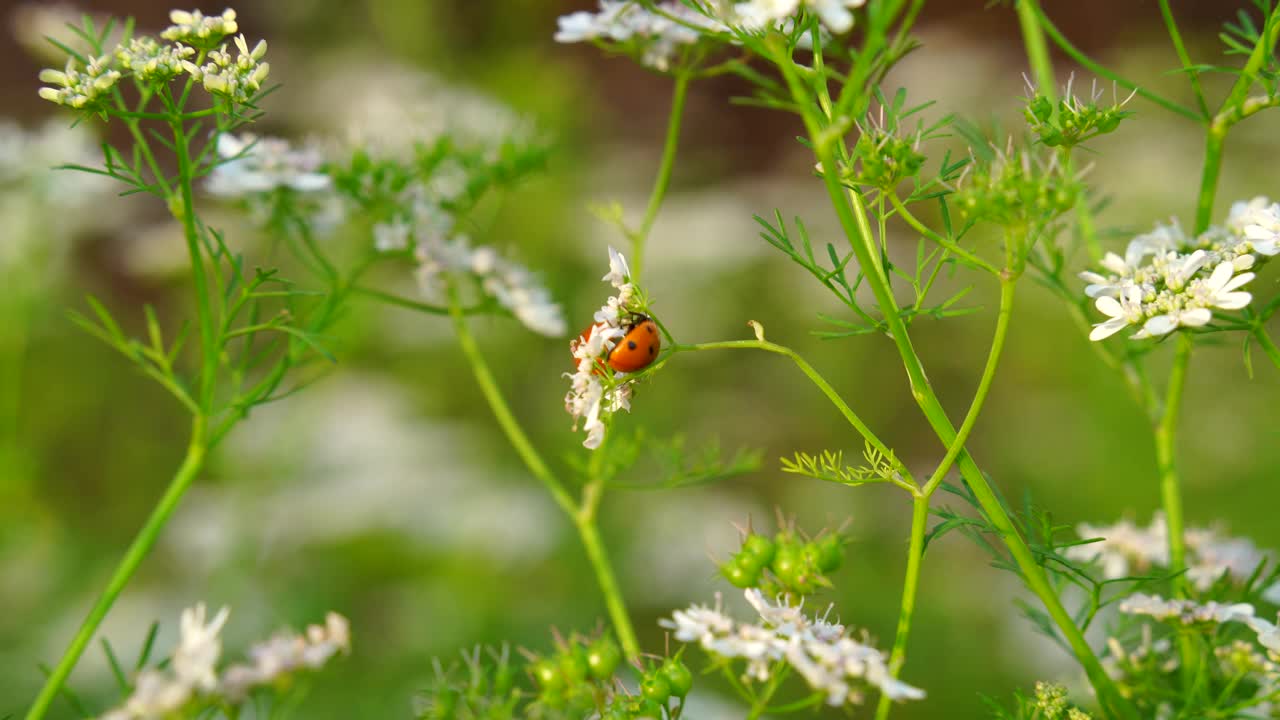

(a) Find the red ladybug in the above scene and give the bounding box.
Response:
[573,316,661,374]
[607,317,661,372]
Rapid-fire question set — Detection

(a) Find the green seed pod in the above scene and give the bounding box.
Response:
[429,687,459,719]
[1028,94,1053,122]
[641,673,672,704]
[742,533,776,567]
[559,643,589,686]
[771,543,803,585]
[816,533,846,573]
[586,637,622,681]
[661,658,693,697]
[720,556,759,588]
[531,657,564,691]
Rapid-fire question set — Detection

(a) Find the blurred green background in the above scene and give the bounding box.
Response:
[1,1,1278,717]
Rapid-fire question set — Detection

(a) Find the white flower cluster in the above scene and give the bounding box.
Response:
[404,196,565,337]
[1119,593,1280,652]
[553,1,867,69]
[183,33,269,102]
[564,247,639,449]
[207,133,331,197]
[1065,514,1280,599]
[97,604,349,720]
[160,8,239,46]
[660,589,924,706]
[37,54,122,109]
[734,0,868,33]
[219,612,351,700]
[38,9,266,109]
[554,2,720,71]
[1083,198,1280,341]
[115,37,196,82]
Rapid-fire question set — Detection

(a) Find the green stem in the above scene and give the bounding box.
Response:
[445,287,576,516]
[632,71,690,284]
[889,194,1000,276]
[1254,327,1280,369]
[1014,4,1105,261]
[1156,337,1192,588]
[874,494,929,720]
[25,418,208,720]
[574,516,641,660]
[170,117,218,412]
[769,46,1137,719]
[675,338,911,488]
[445,287,639,658]
[1196,6,1279,231]
[1030,5,1202,122]
[1016,0,1056,95]
[1157,0,1211,119]
[745,665,788,720]
[876,279,1016,720]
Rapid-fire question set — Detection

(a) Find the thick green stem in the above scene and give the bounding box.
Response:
[632,71,690,284]
[769,45,1136,718]
[1016,0,1056,95]
[445,288,639,658]
[874,494,929,720]
[574,516,641,660]
[1195,128,1227,234]
[877,279,1016,720]
[1156,337,1192,588]
[745,665,788,720]
[25,418,208,720]
[170,118,218,412]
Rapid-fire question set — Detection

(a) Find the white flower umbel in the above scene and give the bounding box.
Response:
[564,247,647,449]
[220,612,351,701]
[1068,514,1280,598]
[94,606,349,719]
[1080,202,1276,341]
[182,33,269,103]
[161,8,239,47]
[37,53,122,109]
[409,213,566,337]
[661,589,925,706]
[115,37,195,83]
[206,133,331,197]
[553,1,724,71]
[736,0,868,33]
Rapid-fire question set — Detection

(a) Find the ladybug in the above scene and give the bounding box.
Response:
[607,316,661,372]
[574,316,661,374]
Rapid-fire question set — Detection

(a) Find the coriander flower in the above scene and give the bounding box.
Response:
[206,133,331,197]
[220,612,351,700]
[37,53,121,109]
[736,0,868,34]
[411,222,566,337]
[661,589,924,706]
[95,606,350,719]
[115,36,195,83]
[1081,203,1274,341]
[1067,514,1280,598]
[172,603,230,691]
[161,8,239,47]
[564,247,650,449]
[553,2,724,72]
[183,33,269,103]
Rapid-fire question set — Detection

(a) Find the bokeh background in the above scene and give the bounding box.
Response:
[1,1,1278,718]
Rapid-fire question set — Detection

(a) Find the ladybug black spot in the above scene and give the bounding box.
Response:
[627,340,637,350]
[646,324,655,334]
[648,344,656,356]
